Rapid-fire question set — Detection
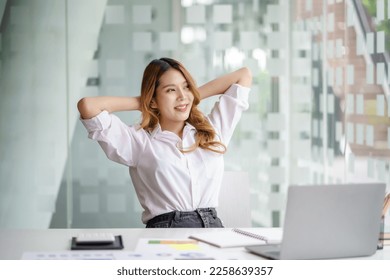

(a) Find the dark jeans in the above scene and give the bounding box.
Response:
[146,208,223,228]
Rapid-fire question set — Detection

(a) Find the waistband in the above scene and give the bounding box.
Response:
[147,208,217,225]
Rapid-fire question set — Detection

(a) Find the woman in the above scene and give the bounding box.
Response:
[78,57,252,228]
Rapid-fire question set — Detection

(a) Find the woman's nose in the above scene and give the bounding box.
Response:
[177,88,185,99]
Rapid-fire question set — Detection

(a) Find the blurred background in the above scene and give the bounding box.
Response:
[0,0,389,229]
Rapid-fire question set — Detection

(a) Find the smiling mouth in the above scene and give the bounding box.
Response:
[174,104,189,112]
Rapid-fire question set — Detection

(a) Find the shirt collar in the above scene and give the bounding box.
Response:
[150,122,196,141]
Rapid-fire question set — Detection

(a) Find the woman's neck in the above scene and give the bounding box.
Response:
[159,121,185,139]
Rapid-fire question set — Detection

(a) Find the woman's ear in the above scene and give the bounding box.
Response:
[150,98,158,109]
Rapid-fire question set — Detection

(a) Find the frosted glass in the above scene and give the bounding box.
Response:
[366,125,374,146]
[377,160,385,181]
[347,94,355,114]
[266,113,285,131]
[159,32,179,51]
[133,32,152,51]
[347,2,354,26]
[377,0,385,21]
[336,39,343,58]
[10,6,28,25]
[294,58,311,77]
[37,195,56,212]
[80,194,99,213]
[377,94,385,116]
[268,140,285,157]
[327,94,334,114]
[366,33,374,54]
[366,63,374,84]
[293,113,311,131]
[294,140,311,159]
[268,167,285,184]
[107,194,126,213]
[327,13,334,32]
[313,119,319,138]
[213,5,232,24]
[347,64,354,85]
[377,31,385,53]
[356,123,364,145]
[240,113,259,132]
[328,68,334,86]
[327,40,334,58]
[133,5,152,24]
[106,59,125,78]
[186,5,205,24]
[267,32,286,49]
[356,33,364,55]
[268,58,285,76]
[240,31,259,50]
[83,60,99,77]
[293,31,310,50]
[79,167,100,186]
[327,148,334,166]
[356,94,364,114]
[347,122,354,143]
[348,153,355,173]
[106,86,126,96]
[105,5,125,24]
[312,67,319,86]
[266,5,281,24]
[313,42,319,61]
[376,63,385,85]
[306,0,312,11]
[336,67,343,86]
[292,85,311,104]
[367,158,374,178]
[213,31,232,50]
[336,121,342,141]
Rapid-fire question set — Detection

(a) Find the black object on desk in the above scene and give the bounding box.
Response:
[71,235,124,250]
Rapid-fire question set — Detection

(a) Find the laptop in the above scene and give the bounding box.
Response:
[246,183,386,260]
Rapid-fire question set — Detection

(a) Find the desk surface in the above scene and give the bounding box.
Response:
[0,228,389,260]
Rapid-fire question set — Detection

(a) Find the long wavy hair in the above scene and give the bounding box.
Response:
[139,57,226,154]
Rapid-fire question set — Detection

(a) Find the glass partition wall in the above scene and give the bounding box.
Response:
[0,0,389,230]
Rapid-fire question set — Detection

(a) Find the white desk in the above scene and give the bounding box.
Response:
[0,228,389,260]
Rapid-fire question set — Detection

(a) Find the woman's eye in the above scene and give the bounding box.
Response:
[167,88,175,92]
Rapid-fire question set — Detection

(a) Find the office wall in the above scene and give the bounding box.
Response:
[1,0,389,229]
[0,0,107,228]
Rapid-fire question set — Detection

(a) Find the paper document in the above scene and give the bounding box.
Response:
[189,228,283,248]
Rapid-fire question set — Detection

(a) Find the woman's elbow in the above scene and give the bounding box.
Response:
[238,67,252,88]
[77,97,94,119]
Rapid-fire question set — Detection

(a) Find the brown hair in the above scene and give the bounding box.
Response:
[139,57,226,154]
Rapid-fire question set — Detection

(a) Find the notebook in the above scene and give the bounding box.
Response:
[189,228,282,248]
[245,183,386,260]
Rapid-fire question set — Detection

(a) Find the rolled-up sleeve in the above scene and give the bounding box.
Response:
[207,84,250,146]
[80,110,146,167]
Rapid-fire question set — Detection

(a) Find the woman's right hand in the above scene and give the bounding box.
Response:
[77,96,141,119]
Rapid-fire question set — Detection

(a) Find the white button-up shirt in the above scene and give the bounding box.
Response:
[81,84,250,223]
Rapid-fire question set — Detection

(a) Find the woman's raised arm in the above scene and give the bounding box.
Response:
[198,67,252,100]
[77,96,141,119]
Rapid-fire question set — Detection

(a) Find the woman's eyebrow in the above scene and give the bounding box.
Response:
[161,84,176,89]
[161,81,188,89]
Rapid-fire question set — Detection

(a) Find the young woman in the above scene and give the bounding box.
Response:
[78,57,252,228]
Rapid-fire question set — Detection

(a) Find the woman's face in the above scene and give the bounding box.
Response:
[153,68,194,132]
